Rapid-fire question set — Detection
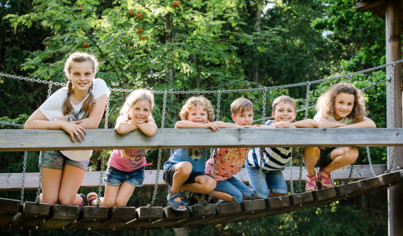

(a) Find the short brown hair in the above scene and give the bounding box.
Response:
[272,95,296,112]
[231,98,254,115]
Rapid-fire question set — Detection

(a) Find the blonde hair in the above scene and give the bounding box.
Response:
[272,95,296,112]
[231,98,254,115]
[316,82,366,122]
[120,89,154,120]
[62,52,99,116]
[179,96,215,121]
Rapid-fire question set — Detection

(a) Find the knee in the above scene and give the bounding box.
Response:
[175,162,192,176]
[115,200,127,207]
[346,147,359,163]
[41,195,58,206]
[205,178,216,192]
[102,199,116,208]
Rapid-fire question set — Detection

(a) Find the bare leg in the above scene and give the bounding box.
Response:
[41,168,62,206]
[169,162,192,210]
[213,191,234,202]
[58,165,86,206]
[323,147,358,173]
[115,182,135,207]
[181,175,216,194]
[303,147,320,176]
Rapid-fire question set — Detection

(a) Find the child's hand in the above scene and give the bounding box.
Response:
[207,122,221,131]
[273,121,296,128]
[62,121,86,143]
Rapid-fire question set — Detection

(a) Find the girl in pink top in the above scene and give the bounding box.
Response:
[87,89,157,207]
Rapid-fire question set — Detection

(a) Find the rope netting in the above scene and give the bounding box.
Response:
[0,58,401,203]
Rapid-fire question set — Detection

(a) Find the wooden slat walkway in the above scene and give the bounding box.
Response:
[0,170,401,230]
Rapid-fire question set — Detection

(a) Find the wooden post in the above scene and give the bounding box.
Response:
[385,1,403,235]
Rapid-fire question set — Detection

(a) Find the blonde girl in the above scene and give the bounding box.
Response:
[87,89,157,207]
[304,83,376,191]
[24,52,110,207]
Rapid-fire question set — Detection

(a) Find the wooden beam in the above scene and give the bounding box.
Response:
[1,128,403,152]
[356,0,385,12]
[0,165,386,191]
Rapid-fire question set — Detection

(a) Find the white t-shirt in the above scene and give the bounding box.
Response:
[314,110,353,124]
[39,78,110,161]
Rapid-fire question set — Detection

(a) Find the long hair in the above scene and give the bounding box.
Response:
[62,52,99,116]
[179,96,215,121]
[316,82,366,122]
[119,89,154,120]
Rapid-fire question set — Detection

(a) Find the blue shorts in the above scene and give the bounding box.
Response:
[41,151,89,171]
[215,177,253,203]
[245,165,287,199]
[104,166,145,187]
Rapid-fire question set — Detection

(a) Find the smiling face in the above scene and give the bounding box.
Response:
[333,92,355,120]
[232,109,254,126]
[68,60,94,93]
[272,102,296,123]
[129,100,152,124]
[187,105,209,123]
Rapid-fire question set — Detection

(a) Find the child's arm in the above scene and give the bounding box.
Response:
[115,116,138,135]
[175,120,241,131]
[135,116,158,136]
[315,112,345,128]
[71,94,109,129]
[338,117,376,128]
[293,119,318,128]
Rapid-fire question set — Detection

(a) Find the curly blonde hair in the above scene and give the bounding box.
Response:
[120,89,154,120]
[179,96,215,121]
[316,82,366,122]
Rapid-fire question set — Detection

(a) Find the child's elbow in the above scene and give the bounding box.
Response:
[311,120,318,128]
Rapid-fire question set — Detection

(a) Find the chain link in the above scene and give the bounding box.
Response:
[20,151,28,205]
[289,152,294,194]
[387,63,396,173]
[35,151,44,203]
[216,91,221,121]
[96,96,110,206]
[304,82,311,119]
[150,90,167,206]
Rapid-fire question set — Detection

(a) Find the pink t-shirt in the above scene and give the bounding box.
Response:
[205,148,249,181]
[108,149,148,172]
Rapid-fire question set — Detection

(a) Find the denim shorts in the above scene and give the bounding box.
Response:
[104,166,145,187]
[245,165,287,199]
[215,177,253,203]
[41,151,89,171]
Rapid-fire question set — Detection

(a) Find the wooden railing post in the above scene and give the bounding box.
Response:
[385,1,403,235]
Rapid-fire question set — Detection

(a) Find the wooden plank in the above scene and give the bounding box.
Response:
[11,202,50,229]
[65,206,109,230]
[37,204,79,230]
[177,204,217,227]
[289,192,314,207]
[93,207,136,230]
[267,195,291,210]
[124,206,163,229]
[335,182,362,199]
[241,199,266,213]
[215,202,242,216]
[2,128,403,152]
[0,198,20,227]
[146,207,190,228]
[0,165,387,190]
[312,187,337,202]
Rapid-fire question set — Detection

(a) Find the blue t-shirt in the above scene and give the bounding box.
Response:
[163,148,208,174]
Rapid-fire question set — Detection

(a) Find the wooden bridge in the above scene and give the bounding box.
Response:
[0,128,402,230]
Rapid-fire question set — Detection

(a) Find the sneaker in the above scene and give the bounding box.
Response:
[318,168,334,189]
[86,192,98,206]
[79,193,86,208]
[305,173,318,191]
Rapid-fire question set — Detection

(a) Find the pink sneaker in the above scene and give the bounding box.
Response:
[318,168,334,189]
[305,173,318,191]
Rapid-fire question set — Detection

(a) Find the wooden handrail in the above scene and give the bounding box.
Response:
[1,128,403,152]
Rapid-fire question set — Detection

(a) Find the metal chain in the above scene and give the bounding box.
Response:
[387,63,396,173]
[348,75,353,84]
[47,83,53,97]
[35,151,44,203]
[365,146,376,177]
[97,96,110,206]
[216,91,221,121]
[150,90,167,207]
[298,149,304,192]
[304,82,311,119]
[261,89,267,122]
[207,149,217,204]
[288,151,294,194]
[20,151,28,205]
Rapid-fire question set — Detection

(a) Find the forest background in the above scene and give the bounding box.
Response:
[0,0,394,235]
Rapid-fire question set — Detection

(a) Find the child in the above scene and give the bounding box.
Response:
[24,52,110,206]
[86,89,157,207]
[205,98,254,203]
[304,83,376,191]
[163,96,238,211]
[245,95,317,199]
